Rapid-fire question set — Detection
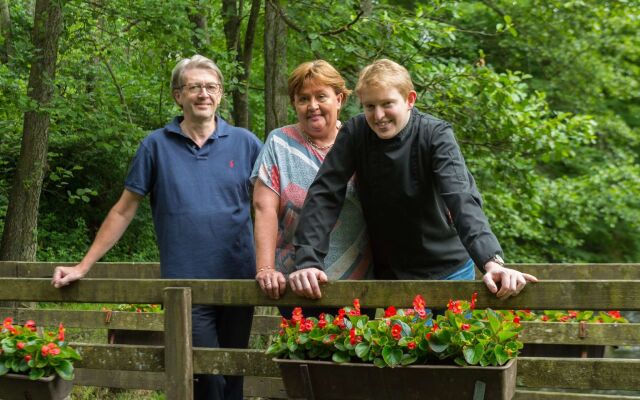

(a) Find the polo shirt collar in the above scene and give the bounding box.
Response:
[166,115,231,142]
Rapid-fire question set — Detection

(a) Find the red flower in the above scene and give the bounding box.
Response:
[413,294,426,310]
[391,324,402,340]
[2,317,13,327]
[559,315,569,322]
[298,318,314,333]
[425,332,432,340]
[541,315,549,322]
[461,323,470,331]
[24,355,32,362]
[17,342,25,350]
[280,317,289,329]
[349,328,361,345]
[58,322,65,342]
[568,311,577,319]
[404,309,415,316]
[333,315,345,329]
[41,345,49,357]
[318,314,327,329]
[50,347,61,356]
[447,299,463,314]
[353,298,361,312]
[384,306,397,318]
[608,311,622,319]
[407,342,416,350]
[291,307,304,324]
[432,323,439,331]
[513,317,521,324]
[470,292,478,310]
[25,320,37,332]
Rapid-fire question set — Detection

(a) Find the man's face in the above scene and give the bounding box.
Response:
[173,68,222,123]
[360,86,416,139]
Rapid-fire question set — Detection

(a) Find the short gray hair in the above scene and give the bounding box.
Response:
[170,55,224,90]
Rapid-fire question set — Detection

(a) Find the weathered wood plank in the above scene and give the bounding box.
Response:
[74,368,164,390]
[517,358,640,391]
[1,279,639,310]
[0,308,164,330]
[193,348,277,376]
[0,261,160,278]
[4,261,640,279]
[72,343,164,371]
[513,264,640,280]
[514,390,640,399]
[520,322,640,346]
[163,287,193,399]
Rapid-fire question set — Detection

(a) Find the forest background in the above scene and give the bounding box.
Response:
[0,0,638,265]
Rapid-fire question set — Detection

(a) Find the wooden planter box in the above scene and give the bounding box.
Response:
[520,344,605,358]
[107,329,164,345]
[0,372,73,400]
[274,358,517,400]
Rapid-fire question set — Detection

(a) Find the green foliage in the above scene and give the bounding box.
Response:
[0,318,81,380]
[267,294,522,367]
[0,0,638,263]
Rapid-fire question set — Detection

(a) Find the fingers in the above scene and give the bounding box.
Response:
[289,269,325,299]
[256,271,286,299]
[487,268,537,300]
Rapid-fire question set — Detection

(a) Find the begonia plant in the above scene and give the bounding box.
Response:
[267,293,522,367]
[0,317,81,380]
[499,309,628,323]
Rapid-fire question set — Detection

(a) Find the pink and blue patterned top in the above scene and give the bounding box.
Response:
[251,124,372,280]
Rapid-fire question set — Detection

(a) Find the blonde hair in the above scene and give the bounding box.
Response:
[288,60,351,104]
[171,55,224,90]
[355,59,414,99]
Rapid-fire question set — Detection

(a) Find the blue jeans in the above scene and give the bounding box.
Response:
[192,305,254,400]
[442,258,476,281]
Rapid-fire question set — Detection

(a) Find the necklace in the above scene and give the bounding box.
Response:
[301,120,342,151]
[302,131,334,151]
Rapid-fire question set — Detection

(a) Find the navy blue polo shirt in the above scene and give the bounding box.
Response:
[125,116,263,279]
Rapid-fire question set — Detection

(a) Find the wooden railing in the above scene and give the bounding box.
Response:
[1,261,639,399]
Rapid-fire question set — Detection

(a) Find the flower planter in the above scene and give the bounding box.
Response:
[0,373,73,400]
[107,329,164,345]
[520,344,605,358]
[274,358,517,400]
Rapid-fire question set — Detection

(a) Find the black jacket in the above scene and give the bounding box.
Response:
[293,109,502,279]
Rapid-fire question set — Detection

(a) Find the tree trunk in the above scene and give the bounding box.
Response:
[0,0,63,262]
[264,0,288,137]
[188,0,209,51]
[221,0,259,130]
[0,0,12,62]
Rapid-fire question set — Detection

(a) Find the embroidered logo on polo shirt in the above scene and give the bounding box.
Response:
[229,160,235,168]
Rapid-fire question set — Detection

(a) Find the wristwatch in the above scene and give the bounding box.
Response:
[487,254,505,267]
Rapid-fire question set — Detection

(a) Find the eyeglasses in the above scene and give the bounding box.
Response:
[181,83,222,95]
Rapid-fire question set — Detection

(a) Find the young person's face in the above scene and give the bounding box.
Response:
[360,86,416,139]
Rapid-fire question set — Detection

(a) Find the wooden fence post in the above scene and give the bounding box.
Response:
[163,287,193,399]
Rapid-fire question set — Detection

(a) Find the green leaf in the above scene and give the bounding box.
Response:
[487,309,501,334]
[381,346,402,367]
[331,351,350,363]
[463,343,484,365]
[494,345,509,365]
[355,343,370,359]
[55,360,74,380]
[29,368,45,380]
[373,357,386,368]
[0,363,7,375]
[400,354,418,366]
[498,331,518,342]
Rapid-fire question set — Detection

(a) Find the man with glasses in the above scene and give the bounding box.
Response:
[51,55,262,400]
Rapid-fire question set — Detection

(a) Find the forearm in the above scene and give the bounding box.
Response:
[78,190,140,273]
[254,207,278,274]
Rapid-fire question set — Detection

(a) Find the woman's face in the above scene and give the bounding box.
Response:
[294,80,343,138]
